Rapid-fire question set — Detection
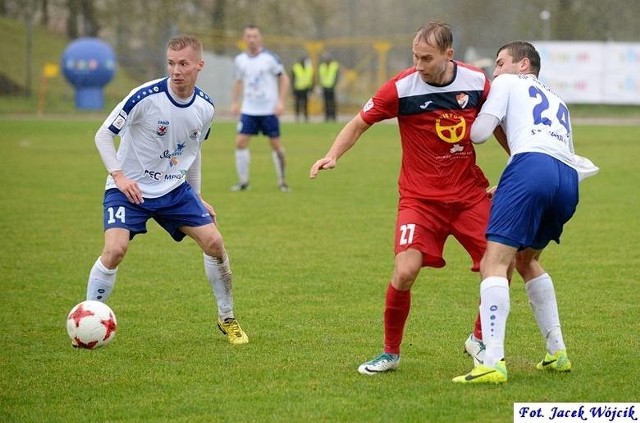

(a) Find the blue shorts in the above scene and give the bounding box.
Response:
[237,114,280,138]
[487,152,579,250]
[102,183,214,241]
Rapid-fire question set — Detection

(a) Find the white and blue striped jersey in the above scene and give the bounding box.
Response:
[100,77,215,198]
[234,48,284,116]
[480,73,575,167]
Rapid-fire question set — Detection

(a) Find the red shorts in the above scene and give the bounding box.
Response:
[394,196,490,271]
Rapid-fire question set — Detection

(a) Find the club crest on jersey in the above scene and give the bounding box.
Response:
[189,130,199,140]
[156,120,169,136]
[456,93,469,108]
[435,112,467,144]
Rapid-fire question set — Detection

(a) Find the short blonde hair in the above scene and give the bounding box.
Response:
[167,35,203,57]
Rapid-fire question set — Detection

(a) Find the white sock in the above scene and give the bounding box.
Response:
[204,253,234,321]
[235,148,250,184]
[479,276,510,367]
[525,273,566,354]
[86,257,117,302]
[271,149,286,185]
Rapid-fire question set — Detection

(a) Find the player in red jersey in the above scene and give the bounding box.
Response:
[310,20,492,375]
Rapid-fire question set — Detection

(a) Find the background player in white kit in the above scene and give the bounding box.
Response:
[86,34,249,345]
[453,41,598,383]
[230,25,290,192]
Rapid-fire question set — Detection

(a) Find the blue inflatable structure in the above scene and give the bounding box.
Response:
[61,38,116,110]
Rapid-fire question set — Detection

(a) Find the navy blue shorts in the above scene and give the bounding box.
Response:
[237,114,280,137]
[102,183,214,241]
[487,152,579,250]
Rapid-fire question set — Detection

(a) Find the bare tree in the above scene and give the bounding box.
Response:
[66,0,78,38]
[210,0,227,54]
[211,0,226,31]
[80,0,99,36]
[65,0,99,38]
[39,0,48,26]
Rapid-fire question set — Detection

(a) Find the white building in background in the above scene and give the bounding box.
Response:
[197,52,235,112]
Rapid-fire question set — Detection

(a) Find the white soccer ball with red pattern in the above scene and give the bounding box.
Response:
[66,300,117,349]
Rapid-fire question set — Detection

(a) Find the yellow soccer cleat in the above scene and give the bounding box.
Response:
[453,360,508,384]
[536,349,572,371]
[217,317,249,345]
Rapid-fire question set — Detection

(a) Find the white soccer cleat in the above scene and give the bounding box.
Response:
[358,353,400,375]
[464,334,486,366]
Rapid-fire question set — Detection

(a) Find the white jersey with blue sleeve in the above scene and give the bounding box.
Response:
[480,73,575,166]
[234,49,284,116]
[100,77,215,198]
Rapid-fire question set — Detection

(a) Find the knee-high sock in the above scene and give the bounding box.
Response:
[86,257,117,302]
[473,277,512,341]
[204,253,234,320]
[383,283,411,355]
[525,273,566,354]
[235,148,250,184]
[271,149,286,185]
[479,277,510,367]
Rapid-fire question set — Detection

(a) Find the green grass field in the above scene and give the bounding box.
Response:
[1,118,639,422]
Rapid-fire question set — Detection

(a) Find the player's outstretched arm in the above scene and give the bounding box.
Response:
[309,114,371,179]
[309,157,337,178]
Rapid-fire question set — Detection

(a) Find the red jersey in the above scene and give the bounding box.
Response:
[360,61,490,202]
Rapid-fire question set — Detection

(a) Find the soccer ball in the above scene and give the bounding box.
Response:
[66,300,117,349]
